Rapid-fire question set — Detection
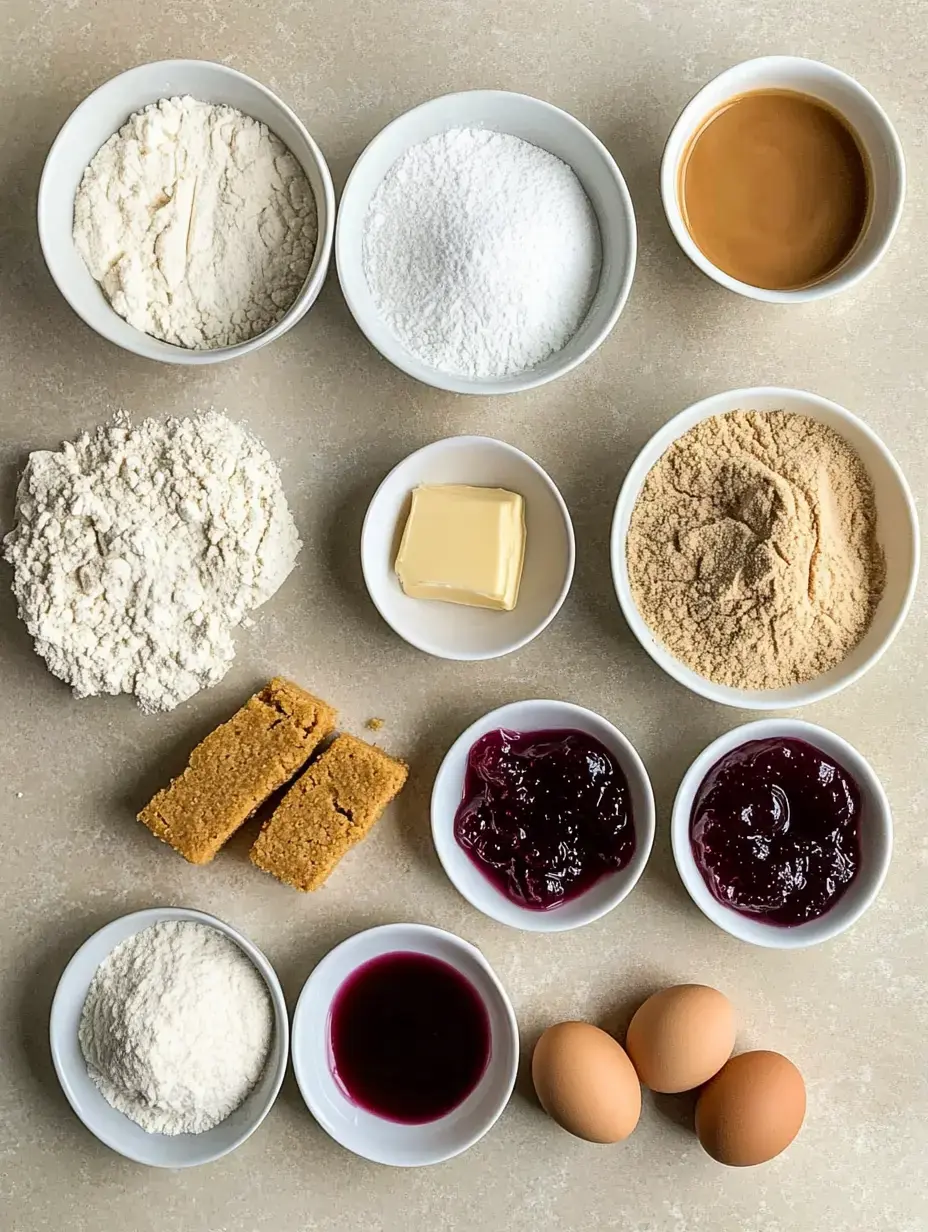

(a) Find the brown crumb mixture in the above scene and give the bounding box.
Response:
[626,410,885,689]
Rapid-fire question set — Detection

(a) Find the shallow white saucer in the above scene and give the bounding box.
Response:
[291,923,518,1166]
[361,435,575,660]
[50,906,288,1167]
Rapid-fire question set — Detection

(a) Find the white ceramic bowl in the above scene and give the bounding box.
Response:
[361,435,575,660]
[50,906,289,1167]
[661,56,905,302]
[671,720,893,949]
[291,923,518,1166]
[337,89,637,395]
[431,700,655,932]
[38,60,336,363]
[611,386,919,709]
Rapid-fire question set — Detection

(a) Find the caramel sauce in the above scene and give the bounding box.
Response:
[679,89,871,290]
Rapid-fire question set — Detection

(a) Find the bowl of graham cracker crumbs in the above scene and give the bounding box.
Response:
[610,387,918,709]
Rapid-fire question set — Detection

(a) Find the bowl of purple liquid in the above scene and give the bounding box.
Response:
[671,719,893,949]
[431,700,655,932]
[290,923,518,1166]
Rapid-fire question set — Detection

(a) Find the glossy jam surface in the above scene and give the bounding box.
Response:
[453,727,636,910]
[329,951,491,1124]
[690,737,862,926]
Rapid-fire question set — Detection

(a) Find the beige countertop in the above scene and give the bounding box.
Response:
[1,2,926,1229]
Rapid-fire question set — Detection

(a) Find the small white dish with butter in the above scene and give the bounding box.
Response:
[361,436,575,660]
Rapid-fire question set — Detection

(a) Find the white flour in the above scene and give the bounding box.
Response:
[3,410,301,712]
[362,127,601,379]
[73,96,317,349]
[79,921,273,1135]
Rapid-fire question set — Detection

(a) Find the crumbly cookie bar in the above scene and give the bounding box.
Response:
[250,733,408,890]
[138,678,337,864]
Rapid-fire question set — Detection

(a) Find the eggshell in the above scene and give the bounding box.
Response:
[625,984,736,1093]
[531,1021,641,1143]
[696,1050,806,1166]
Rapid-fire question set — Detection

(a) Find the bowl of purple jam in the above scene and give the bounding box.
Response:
[431,700,655,931]
[290,923,518,1166]
[672,720,892,949]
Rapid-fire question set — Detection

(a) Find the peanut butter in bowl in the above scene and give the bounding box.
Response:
[679,89,871,291]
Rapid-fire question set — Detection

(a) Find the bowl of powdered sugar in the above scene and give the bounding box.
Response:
[611,386,919,709]
[50,907,288,1167]
[336,90,637,395]
[38,60,335,364]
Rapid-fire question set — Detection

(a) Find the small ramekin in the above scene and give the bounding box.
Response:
[671,720,893,949]
[661,56,905,302]
[38,60,335,364]
[361,435,575,662]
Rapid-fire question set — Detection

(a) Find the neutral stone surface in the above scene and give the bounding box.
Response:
[0,2,925,1230]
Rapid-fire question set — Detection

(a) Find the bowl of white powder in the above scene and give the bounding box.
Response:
[38,60,335,364]
[336,90,637,395]
[50,907,288,1167]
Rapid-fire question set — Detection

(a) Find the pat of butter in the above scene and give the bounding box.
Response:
[395,485,526,611]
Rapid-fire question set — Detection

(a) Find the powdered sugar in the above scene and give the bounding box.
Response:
[3,410,301,712]
[79,921,273,1135]
[362,127,601,379]
[73,96,317,349]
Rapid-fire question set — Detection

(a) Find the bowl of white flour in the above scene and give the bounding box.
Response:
[337,90,637,395]
[50,907,289,1167]
[38,60,335,364]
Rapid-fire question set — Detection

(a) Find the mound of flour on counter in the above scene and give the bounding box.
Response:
[3,411,301,712]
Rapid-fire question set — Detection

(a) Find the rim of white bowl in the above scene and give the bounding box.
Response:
[37,59,336,364]
[291,923,519,1166]
[49,906,289,1166]
[360,435,577,661]
[610,385,920,709]
[430,699,656,931]
[660,55,906,303]
[336,88,637,395]
[671,720,893,949]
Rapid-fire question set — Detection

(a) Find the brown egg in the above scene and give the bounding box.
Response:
[696,1050,806,1166]
[625,984,736,1093]
[531,1021,641,1143]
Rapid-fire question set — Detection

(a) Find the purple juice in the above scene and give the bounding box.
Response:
[329,951,491,1124]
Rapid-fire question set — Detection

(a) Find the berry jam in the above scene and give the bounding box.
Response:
[329,952,491,1124]
[690,737,862,927]
[453,728,636,910]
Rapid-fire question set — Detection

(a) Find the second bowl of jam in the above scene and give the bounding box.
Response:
[672,720,893,949]
[690,736,862,926]
[432,700,656,932]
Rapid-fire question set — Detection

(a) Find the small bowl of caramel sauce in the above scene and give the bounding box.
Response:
[661,56,905,301]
